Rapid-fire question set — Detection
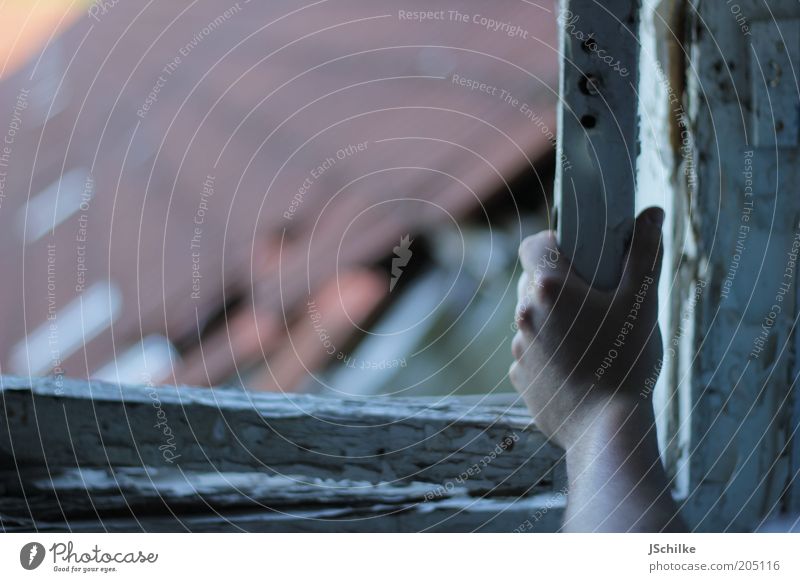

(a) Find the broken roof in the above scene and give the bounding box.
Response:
[0,0,558,390]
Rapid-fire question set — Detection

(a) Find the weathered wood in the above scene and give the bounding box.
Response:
[555,0,640,289]
[680,1,800,531]
[635,0,687,490]
[0,468,438,522]
[1,490,566,533]
[0,376,563,497]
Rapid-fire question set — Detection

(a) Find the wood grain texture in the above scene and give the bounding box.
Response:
[0,376,562,493]
[0,375,564,531]
[681,0,800,531]
[1,483,565,533]
[555,0,640,289]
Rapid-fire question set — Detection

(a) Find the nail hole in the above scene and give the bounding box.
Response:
[769,60,782,87]
[579,74,601,96]
[580,114,597,129]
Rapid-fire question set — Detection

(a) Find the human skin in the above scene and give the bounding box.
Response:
[509,207,686,532]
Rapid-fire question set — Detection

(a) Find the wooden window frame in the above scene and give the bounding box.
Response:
[0,376,565,532]
[2,0,797,533]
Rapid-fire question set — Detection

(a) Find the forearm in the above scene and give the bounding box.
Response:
[561,398,685,532]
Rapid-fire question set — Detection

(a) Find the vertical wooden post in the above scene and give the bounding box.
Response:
[681,2,800,531]
[555,0,641,289]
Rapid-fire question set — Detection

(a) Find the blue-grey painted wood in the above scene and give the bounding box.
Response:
[0,375,565,531]
[0,375,562,496]
[681,0,800,532]
[555,0,640,289]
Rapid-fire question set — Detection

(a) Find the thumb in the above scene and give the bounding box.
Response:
[621,207,664,293]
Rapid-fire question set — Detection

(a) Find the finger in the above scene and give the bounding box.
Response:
[518,231,569,280]
[621,207,664,293]
[518,270,557,311]
[518,231,573,307]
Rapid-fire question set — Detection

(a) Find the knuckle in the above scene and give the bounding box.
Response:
[537,274,562,304]
[511,333,525,360]
[515,302,535,335]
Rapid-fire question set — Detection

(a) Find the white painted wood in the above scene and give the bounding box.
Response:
[681,0,800,531]
[0,467,456,524]
[637,0,694,500]
[1,488,565,533]
[555,0,640,289]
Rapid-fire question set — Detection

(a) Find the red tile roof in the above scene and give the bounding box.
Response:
[0,1,558,390]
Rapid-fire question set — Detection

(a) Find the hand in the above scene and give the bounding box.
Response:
[509,207,665,451]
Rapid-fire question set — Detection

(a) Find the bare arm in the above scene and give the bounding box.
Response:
[563,397,683,532]
[509,207,685,532]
